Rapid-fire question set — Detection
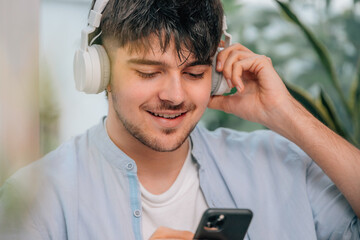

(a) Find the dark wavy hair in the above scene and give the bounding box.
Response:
[91,0,224,62]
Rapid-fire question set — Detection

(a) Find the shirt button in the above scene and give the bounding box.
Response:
[134,209,141,218]
[126,162,134,170]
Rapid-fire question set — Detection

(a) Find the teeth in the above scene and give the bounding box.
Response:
[152,112,183,119]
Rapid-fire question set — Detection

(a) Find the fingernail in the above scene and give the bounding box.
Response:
[217,61,222,70]
[236,85,242,92]
[226,79,232,88]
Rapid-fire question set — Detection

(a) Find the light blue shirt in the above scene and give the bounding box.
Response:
[0,118,359,239]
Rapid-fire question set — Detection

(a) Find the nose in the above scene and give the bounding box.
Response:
[158,74,185,105]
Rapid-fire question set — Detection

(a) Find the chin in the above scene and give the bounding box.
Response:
[142,130,190,152]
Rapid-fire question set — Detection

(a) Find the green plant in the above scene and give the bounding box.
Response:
[202,0,360,148]
[275,0,360,148]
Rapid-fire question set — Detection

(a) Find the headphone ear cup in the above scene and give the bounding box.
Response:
[92,44,110,93]
[211,48,231,96]
[73,44,110,94]
[211,66,223,95]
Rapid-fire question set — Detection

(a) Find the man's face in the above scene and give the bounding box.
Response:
[107,39,212,152]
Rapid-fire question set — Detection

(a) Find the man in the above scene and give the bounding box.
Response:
[0,0,359,239]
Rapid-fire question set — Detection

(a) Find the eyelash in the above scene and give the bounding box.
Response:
[136,71,158,79]
[186,72,204,79]
[136,71,205,79]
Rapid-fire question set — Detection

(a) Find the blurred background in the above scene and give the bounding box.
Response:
[0,0,359,185]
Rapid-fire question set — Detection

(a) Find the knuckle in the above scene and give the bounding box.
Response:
[234,61,242,68]
[258,55,272,63]
[228,50,238,59]
[223,72,231,80]
[259,55,267,60]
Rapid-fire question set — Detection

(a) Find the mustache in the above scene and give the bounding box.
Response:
[143,101,196,112]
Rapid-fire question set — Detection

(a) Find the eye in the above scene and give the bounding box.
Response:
[184,72,205,80]
[136,71,159,79]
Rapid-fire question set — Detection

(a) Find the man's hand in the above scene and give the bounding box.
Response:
[208,43,292,129]
[149,226,194,240]
[208,43,360,218]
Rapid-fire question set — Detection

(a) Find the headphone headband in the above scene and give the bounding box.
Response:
[222,16,232,47]
[73,0,111,94]
[89,0,109,28]
[93,0,109,13]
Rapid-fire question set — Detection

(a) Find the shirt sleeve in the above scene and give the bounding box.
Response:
[306,160,360,240]
[0,180,44,240]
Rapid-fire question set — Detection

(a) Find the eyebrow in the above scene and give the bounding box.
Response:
[127,59,168,67]
[184,59,212,68]
[127,58,212,68]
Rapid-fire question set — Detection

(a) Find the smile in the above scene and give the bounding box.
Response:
[148,111,186,119]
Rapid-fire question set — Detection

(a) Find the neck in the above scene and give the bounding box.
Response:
[106,114,190,194]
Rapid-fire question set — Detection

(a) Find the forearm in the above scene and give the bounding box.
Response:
[266,97,360,218]
[210,43,360,217]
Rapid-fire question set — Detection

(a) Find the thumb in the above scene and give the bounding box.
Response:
[208,95,230,113]
[149,226,194,239]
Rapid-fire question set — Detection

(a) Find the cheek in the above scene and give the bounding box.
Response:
[198,93,211,113]
[187,79,212,111]
[111,70,153,104]
[114,84,153,110]
[193,77,212,101]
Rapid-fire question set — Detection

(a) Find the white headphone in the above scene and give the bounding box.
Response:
[211,16,233,95]
[73,0,110,94]
[73,0,232,95]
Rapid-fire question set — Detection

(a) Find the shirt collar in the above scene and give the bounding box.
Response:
[89,116,137,173]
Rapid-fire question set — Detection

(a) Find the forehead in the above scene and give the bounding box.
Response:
[122,35,199,65]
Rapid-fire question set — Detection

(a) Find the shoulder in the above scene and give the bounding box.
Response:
[191,125,313,175]
[193,125,308,159]
[11,121,104,182]
[2,123,101,204]
[193,124,283,144]
[11,133,84,185]
[0,125,100,234]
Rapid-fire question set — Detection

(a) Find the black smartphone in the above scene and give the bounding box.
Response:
[193,208,253,240]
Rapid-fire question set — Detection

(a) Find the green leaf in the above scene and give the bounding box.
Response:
[319,89,347,138]
[285,82,335,130]
[320,89,358,147]
[326,0,331,10]
[350,59,360,111]
[350,59,360,143]
[275,0,351,115]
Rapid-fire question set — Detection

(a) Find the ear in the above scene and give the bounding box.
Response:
[219,40,225,48]
[106,84,112,92]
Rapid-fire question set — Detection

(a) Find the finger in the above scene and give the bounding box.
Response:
[208,95,224,111]
[227,43,253,53]
[232,61,244,93]
[222,51,253,89]
[208,95,230,113]
[236,55,273,76]
[231,54,273,81]
[150,226,194,240]
[216,43,253,71]
[230,54,275,93]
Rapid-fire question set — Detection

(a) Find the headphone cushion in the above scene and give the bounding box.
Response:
[211,48,223,95]
[74,49,92,92]
[92,44,110,93]
[73,44,110,94]
[211,48,231,95]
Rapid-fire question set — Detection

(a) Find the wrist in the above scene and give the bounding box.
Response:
[262,96,312,143]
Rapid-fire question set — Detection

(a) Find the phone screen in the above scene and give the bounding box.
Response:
[193,208,253,240]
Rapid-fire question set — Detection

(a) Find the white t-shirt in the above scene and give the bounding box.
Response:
[140,146,208,240]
